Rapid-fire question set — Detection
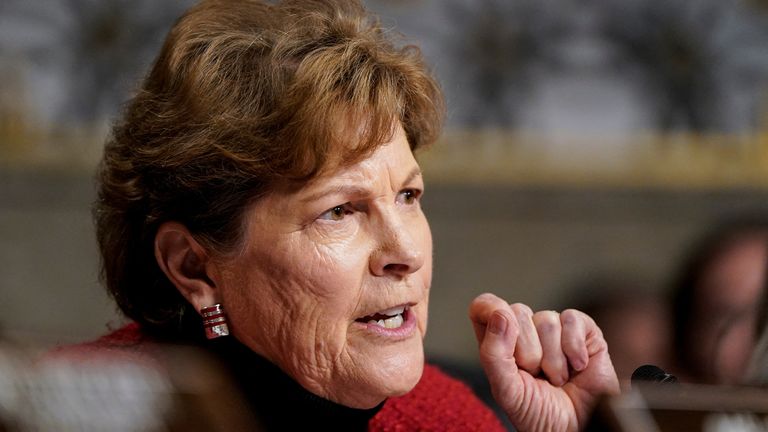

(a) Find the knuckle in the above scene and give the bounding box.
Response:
[480,344,509,362]
[533,311,560,332]
[476,293,497,303]
[510,303,533,318]
[560,309,581,326]
[480,348,501,363]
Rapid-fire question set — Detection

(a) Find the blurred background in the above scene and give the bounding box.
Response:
[3,0,768,387]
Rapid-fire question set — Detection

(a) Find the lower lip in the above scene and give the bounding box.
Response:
[355,308,417,339]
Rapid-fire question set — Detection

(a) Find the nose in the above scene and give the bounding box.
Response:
[369,210,426,279]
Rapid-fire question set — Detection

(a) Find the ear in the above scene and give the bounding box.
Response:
[155,221,219,313]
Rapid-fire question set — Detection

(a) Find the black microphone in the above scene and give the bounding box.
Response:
[631,364,677,385]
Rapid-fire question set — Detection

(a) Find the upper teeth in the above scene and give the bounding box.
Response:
[380,306,405,316]
[367,305,407,329]
[368,314,404,329]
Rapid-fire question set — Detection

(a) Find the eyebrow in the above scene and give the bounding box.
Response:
[300,166,422,204]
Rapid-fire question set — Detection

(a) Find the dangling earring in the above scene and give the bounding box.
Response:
[201,304,230,339]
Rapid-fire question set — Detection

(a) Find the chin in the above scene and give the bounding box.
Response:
[337,343,426,409]
[366,343,426,403]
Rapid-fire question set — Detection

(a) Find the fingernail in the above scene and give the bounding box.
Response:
[489,312,507,335]
[572,357,586,371]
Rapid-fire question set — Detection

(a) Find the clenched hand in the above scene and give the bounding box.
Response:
[469,293,620,432]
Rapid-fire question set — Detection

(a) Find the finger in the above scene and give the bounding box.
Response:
[479,310,519,364]
[533,310,568,386]
[511,303,543,376]
[469,293,514,345]
[560,309,589,372]
[477,309,522,408]
[470,294,525,412]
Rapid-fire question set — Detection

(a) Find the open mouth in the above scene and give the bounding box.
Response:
[355,305,409,329]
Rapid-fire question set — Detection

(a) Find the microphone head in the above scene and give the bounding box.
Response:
[631,364,678,384]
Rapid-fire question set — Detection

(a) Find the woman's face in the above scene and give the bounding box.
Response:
[216,124,432,408]
[692,236,766,384]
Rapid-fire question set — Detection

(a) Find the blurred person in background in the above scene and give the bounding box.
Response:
[56,0,619,430]
[745,278,768,385]
[671,216,768,384]
[569,276,673,387]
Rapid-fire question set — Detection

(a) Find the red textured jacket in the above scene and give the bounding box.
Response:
[56,323,505,431]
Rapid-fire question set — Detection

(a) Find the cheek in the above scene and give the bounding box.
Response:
[218,246,302,329]
[416,220,433,331]
[308,241,367,294]
[716,320,757,379]
[219,254,354,374]
[231,241,365,336]
[420,219,434,289]
[218,259,280,337]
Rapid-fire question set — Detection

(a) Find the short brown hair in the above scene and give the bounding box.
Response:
[95,0,444,338]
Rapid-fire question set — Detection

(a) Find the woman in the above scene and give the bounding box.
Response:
[83,0,619,430]
[671,217,768,384]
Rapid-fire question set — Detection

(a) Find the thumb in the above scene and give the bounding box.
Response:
[476,310,524,414]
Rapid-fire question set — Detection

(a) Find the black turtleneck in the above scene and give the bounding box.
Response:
[203,337,384,430]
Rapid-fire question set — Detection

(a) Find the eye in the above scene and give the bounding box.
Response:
[318,204,351,221]
[397,188,421,205]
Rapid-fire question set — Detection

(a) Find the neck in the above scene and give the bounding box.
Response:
[205,337,385,430]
